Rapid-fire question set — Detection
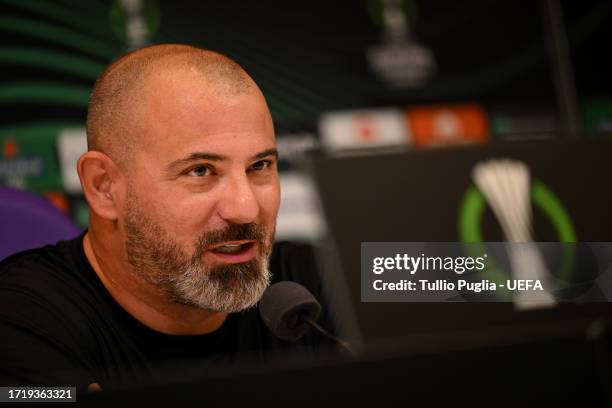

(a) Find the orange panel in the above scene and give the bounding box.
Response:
[407,104,490,148]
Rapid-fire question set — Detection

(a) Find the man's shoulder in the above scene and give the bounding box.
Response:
[0,237,103,388]
[0,235,98,324]
[0,235,103,350]
[0,235,85,288]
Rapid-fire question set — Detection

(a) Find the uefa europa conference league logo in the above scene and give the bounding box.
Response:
[361,159,590,308]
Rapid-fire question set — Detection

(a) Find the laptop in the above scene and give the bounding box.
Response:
[305,137,612,356]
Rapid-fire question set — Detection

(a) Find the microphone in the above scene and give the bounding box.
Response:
[259,281,353,354]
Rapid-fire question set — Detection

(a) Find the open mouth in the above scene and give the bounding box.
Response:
[208,241,257,263]
[211,242,254,254]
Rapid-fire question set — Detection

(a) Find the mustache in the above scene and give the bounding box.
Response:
[196,223,267,250]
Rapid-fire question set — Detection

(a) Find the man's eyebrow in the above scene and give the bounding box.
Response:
[165,152,228,172]
[165,148,279,172]
[251,148,278,161]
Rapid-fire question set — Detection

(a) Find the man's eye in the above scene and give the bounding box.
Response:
[250,160,272,171]
[187,166,211,177]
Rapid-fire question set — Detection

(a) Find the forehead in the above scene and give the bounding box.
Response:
[136,69,274,162]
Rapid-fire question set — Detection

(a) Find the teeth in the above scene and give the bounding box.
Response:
[213,244,244,254]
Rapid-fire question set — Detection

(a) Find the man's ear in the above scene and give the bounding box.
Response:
[77,151,123,221]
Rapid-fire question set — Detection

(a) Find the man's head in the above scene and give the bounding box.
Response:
[78,44,280,313]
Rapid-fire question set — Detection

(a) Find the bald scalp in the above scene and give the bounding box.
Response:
[86,44,255,168]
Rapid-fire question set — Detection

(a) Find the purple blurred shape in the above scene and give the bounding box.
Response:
[0,186,81,261]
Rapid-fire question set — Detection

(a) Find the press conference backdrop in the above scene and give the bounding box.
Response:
[1,0,612,243]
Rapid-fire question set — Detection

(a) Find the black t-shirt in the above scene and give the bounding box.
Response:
[0,234,335,392]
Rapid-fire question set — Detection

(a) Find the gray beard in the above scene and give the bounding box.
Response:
[124,190,273,313]
[167,254,271,312]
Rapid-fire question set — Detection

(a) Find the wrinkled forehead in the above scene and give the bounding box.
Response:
[132,69,275,164]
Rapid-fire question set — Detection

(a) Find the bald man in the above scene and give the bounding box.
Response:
[0,45,333,392]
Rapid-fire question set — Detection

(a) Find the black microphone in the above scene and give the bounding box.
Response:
[259,281,353,354]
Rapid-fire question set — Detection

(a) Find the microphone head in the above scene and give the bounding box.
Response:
[259,281,322,342]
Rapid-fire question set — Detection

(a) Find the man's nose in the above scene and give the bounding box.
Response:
[217,174,260,224]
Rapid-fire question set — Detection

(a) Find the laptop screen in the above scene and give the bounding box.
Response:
[306,138,612,356]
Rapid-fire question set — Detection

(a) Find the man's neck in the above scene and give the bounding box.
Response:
[82,230,227,335]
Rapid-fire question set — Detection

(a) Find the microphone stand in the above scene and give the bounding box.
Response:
[302,317,354,355]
